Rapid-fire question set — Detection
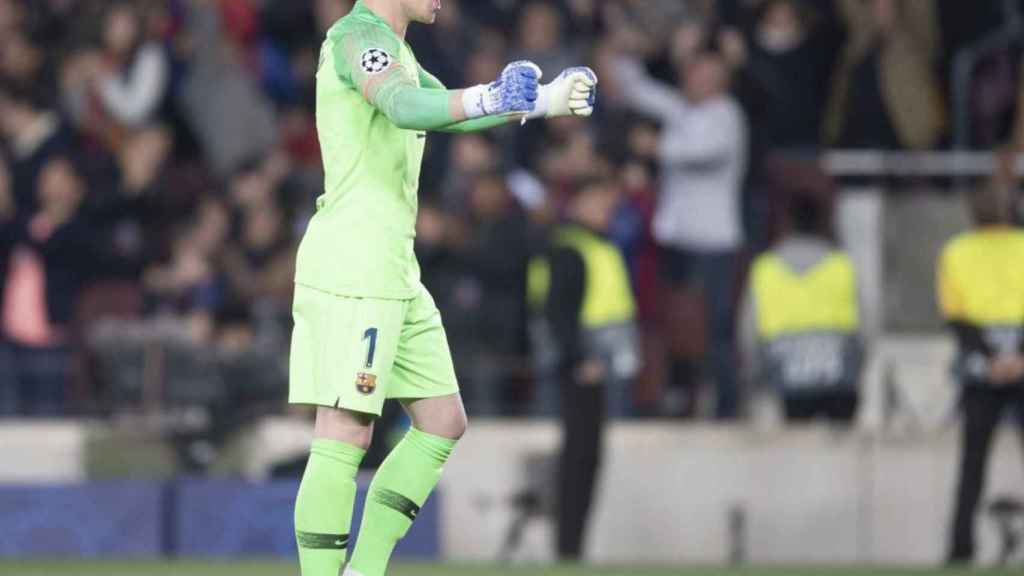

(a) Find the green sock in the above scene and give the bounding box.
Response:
[295,439,365,576]
[348,427,456,576]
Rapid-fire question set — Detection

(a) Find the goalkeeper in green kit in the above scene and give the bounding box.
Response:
[290,0,597,574]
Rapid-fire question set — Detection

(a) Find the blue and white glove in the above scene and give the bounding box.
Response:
[527,66,598,120]
[462,60,541,119]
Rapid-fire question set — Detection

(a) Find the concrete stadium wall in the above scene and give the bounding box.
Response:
[0,420,88,483]
[217,409,1024,567]
[442,422,1024,567]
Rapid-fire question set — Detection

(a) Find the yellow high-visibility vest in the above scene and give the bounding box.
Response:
[938,227,1024,327]
[528,225,636,328]
[751,251,859,340]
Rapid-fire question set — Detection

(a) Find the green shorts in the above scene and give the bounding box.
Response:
[288,282,459,415]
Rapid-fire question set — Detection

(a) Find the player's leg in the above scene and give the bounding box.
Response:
[289,285,402,575]
[347,286,462,576]
[347,394,465,576]
[401,391,468,437]
[295,407,373,575]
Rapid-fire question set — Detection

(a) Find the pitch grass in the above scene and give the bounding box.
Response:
[0,561,1020,576]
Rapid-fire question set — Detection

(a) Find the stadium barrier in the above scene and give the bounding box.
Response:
[440,420,1024,567]
[0,482,163,557]
[8,415,1021,566]
[0,477,440,560]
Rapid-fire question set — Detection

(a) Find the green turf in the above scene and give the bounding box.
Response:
[0,561,1020,576]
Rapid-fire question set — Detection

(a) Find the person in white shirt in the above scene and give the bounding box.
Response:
[614,48,748,419]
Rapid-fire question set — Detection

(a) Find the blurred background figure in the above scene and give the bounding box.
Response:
[95,1,168,136]
[825,0,944,150]
[612,44,748,419]
[0,155,93,415]
[529,178,638,560]
[939,182,1024,564]
[732,0,844,155]
[740,168,863,424]
[418,167,532,415]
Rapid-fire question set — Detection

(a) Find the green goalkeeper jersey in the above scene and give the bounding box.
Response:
[297,1,454,300]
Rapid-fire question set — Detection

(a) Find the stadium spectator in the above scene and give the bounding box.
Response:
[449,171,531,414]
[59,2,170,154]
[513,2,580,82]
[730,0,845,153]
[602,0,702,53]
[221,196,296,341]
[612,45,748,419]
[0,26,46,95]
[825,0,945,149]
[0,155,13,414]
[0,80,70,215]
[739,186,863,423]
[176,0,277,177]
[439,132,501,209]
[0,0,1016,425]
[83,124,172,276]
[141,196,228,345]
[0,155,95,415]
[96,1,169,130]
[940,183,1024,564]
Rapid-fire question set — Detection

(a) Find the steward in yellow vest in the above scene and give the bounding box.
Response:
[527,180,638,560]
[527,190,640,413]
[740,195,863,422]
[942,185,1024,563]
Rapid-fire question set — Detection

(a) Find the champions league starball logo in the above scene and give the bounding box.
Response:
[360,48,392,74]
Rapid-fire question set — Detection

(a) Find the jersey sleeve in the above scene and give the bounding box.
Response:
[329,24,458,130]
[414,62,513,132]
[439,115,512,133]
[417,65,446,90]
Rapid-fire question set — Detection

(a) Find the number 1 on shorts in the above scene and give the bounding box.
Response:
[363,327,379,368]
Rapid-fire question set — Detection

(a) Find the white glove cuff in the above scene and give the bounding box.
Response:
[526,83,550,120]
[462,84,491,119]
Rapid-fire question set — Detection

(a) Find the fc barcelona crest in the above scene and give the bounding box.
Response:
[356,372,377,395]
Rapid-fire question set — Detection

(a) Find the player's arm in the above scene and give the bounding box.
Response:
[420,62,599,133]
[334,27,538,131]
[444,65,600,131]
[416,65,517,133]
[438,115,518,133]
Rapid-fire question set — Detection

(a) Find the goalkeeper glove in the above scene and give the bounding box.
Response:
[462,60,541,119]
[527,66,598,120]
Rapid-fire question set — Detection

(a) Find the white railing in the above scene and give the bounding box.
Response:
[823,150,1019,178]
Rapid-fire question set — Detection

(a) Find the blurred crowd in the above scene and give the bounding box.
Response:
[0,0,1019,421]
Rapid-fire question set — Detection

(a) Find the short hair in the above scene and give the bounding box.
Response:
[790,194,823,235]
[756,0,811,27]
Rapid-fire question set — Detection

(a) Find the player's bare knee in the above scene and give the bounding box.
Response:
[431,401,468,440]
[442,407,468,440]
[314,406,376,450]
[405,395,468,440]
